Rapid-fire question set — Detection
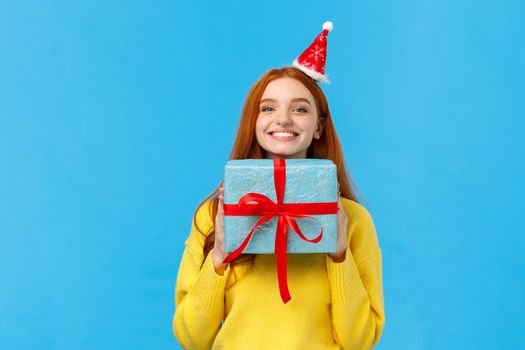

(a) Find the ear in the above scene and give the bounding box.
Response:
[314,117,326,139]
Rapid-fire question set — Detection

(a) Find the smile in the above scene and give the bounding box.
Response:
[267,131,299,141]
[269,131,298,137]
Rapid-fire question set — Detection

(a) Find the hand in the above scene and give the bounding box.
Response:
[212,186,229,275]
[328,183,349,263]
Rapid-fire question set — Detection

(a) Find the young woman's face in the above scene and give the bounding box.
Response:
[255,77,323,159]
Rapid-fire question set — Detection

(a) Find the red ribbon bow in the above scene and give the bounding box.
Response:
[223,159,338,303]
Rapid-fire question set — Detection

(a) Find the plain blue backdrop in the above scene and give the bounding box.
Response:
[1,1,524,349]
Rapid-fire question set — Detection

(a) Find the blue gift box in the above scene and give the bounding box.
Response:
[223,159,338,254]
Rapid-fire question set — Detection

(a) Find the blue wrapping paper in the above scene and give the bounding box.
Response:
[223,159,338,254]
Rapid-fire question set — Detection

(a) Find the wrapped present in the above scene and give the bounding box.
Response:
[222,158,338,303]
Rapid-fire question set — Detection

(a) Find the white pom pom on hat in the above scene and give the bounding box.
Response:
[292,21,334,84]
[322,21,333,32]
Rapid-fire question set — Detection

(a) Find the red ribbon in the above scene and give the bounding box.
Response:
[223,159,338,303]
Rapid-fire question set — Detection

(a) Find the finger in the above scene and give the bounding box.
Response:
[218,198,224,215]
[219,188,224,205]
[216,212,224,234]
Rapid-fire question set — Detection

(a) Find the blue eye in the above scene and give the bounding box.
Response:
[294,107,308,113]
[261,106,274,112]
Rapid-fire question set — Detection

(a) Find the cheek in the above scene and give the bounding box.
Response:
[296,118,318,135]
[255,116,269,134]
[254,118,267,145]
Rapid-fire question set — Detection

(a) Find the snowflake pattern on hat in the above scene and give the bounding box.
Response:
[292,21,333,84]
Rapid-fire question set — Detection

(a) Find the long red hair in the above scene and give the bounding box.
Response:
[194,66,362,267]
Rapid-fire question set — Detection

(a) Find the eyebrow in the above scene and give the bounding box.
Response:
[259,98,312,106]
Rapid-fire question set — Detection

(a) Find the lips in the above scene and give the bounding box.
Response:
[267,130,299,142]
[268,130,299,137]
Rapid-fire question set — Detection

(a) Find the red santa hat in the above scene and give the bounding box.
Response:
[292,21,333,84]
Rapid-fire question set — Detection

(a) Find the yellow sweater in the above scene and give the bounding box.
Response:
[173,197,385,349]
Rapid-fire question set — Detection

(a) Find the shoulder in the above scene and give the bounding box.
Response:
[185,199,216,253]
[194,199,215,232]
[340,197,382,262]
[340,197,374,225]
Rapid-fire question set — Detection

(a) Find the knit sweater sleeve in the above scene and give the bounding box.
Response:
[325,199,386,350]
[172,201,231,350]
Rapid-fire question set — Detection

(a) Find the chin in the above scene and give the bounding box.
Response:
[271,148,294,155]
[267,149,306,159]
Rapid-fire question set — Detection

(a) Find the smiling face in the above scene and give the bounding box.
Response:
[255,77,325,159]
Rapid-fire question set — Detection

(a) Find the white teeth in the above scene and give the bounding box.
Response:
[272,131,296,137]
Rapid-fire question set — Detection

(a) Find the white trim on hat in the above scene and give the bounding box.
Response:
[292,59,331,84]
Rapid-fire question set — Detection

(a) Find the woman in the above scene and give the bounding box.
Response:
[173,22,385,350]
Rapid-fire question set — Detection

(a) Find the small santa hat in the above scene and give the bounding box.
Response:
[292,21,333,84]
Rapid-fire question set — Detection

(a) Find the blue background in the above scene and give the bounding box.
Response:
[1,1,523,349]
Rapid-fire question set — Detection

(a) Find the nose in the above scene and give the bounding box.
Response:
[275,109,293,126]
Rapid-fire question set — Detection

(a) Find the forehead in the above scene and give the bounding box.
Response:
[261,77,314,102]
